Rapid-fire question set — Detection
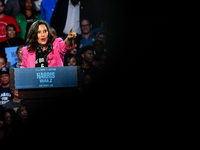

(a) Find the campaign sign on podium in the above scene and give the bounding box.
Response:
[9,67,80,117]
[10,66,79,89]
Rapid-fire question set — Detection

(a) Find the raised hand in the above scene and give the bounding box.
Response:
[66,28,77,47]
[68,28,77,39]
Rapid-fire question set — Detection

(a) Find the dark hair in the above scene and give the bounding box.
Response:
[80,17,92,26]
[80,45,94,55]
[64,54,80,66]
[97,31,107,39]
[6,24,17,38]
[0,55,7,63]
[26,20,55,52]
[21,0,37,15]
[4,108,17,127]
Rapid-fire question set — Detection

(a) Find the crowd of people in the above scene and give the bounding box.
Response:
[0,0,109,143]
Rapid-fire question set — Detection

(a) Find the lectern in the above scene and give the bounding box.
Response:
[9,66,81,117]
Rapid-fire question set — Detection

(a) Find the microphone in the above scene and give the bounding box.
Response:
[37,44,43,53]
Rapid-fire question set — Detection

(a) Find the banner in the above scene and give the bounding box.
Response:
[13,67,78,89]
[5,46,19,66]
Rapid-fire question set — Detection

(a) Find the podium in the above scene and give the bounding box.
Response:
[9,66,81,117]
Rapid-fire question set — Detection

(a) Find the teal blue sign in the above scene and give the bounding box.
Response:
[13,67,78,89]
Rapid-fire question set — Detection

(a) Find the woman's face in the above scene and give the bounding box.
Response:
[97,34,106,44]
[67,57,77,66]
[6,26,16,39]
[25,0,32,10]
[37,24,48,46]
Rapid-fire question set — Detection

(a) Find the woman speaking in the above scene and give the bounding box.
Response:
[21,20,77,68]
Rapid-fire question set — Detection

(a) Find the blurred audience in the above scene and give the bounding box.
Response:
[51,0,81,39]
[16,0,42,40]
[97,32,106,44]
[80,45,99,87]
[4,89,22,112]
[51,0,99,39]
[96,31,107,49]
[0,24,25,56]
[64,53,80,66]
[92,40,104,68]
[0,67,11,114]
[0,0,21,42]
[79,18,97,49]
[3,108,18,140]
[9,45,24,68]
[4,0,21,18]
[17,104,28,122]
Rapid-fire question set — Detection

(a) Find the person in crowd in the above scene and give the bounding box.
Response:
[41,0,59,26]
[4,108,16,127]
[0,0,21,43]
[16,0,42,40]
[64,53,80,66]
[0,24,25,56]
[51,0,81,39]
[4,89,22,113]
[79,18,97,49]
[93,40,104,54]
[96,31,107,46]
[80,45,99,87]
[0,67,12,114]
[0,56,6,70]
[96,32,107,54]
[51,0,106,39]
[3,108,18,139]
[51,0,96,39]
[18,0,41,13]
[92,40,105,67]
[21,20,77,68]
[4,0,21,18]
[17,104,28,122]
[9,45,24,68]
